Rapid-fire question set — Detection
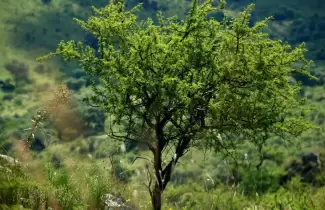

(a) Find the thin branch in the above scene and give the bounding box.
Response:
[132,156,154,166]
[108,148,120,176]
[144,166,154,198]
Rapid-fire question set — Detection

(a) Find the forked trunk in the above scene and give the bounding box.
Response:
[149,130,179,210]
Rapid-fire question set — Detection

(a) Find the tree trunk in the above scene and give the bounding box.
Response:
[150,160,175,210]
[151,183,162,210]
[149,128,179,210]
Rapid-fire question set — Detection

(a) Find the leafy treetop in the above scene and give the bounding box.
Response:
[38,0,315,209]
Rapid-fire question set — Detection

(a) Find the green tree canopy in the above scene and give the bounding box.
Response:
[38,0,315,209]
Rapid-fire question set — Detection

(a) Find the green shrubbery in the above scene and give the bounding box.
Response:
[0,162,45,209]
[4,60,30,86]
[240,168,280,197]
[0,154,131,209]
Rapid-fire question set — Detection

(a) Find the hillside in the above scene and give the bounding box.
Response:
[1,0,325,209]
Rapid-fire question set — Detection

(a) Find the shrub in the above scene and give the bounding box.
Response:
[240,168,280,197]
[83,106,106,137]
[65,78,86,91]
[33,64,52,74]
[4,60,30,85]
[0,161,45,209]
[78,140,89,155]
[0,79,15,92]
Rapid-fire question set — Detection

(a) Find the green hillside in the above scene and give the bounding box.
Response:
[1,0,325,209]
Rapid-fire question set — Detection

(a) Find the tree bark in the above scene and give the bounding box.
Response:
[150,156,175,210]
[148,121,182,210]
[151,183,162,210]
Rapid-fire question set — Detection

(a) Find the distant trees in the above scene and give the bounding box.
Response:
[39,0,314,209]
[288,14,325,63]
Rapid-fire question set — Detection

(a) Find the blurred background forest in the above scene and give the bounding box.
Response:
[1,0,325,209]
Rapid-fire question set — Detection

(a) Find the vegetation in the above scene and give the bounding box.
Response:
[1,0,325,209]
[38,0,316,209]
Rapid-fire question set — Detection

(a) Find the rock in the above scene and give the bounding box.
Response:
[0,154,21,166]
[101,194,138,210]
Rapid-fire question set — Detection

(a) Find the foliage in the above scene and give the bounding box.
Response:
[1,0,325,209]
[0,162,45,209]
[163,176,320,209]
[65,77,87,91]
[38,0,317,209]
[240,168,280,197]
[4,60,30,86]
[0,154,130,209]
[82,106,107,137]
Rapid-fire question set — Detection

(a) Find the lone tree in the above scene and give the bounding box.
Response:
[39,0,315,209]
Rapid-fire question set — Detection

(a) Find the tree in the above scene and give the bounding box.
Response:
[38,0,315,209]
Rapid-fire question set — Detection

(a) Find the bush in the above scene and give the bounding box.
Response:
[54,104,84,141]
[0,162,45,209]
[65,78,86,91]
[111,159,134,183]
[165,182,249,210]
[240,168,280,197]
[0,79,15,92]
[4,60,30,85]
[51,153,63,169]
[33,64,52,74]
[83,106,106,137]
[46,163,69,188]
[78,141,89,155]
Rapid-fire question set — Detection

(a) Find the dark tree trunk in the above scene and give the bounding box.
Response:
[151,183,162,210]
[150,152,175,210]
[148,120,187,210]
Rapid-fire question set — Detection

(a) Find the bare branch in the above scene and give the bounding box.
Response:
[132,156,154,166]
